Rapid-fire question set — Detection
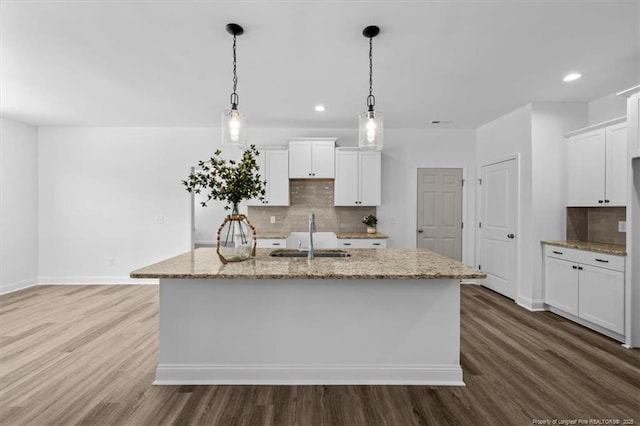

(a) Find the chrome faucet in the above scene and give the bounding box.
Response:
[308,212,316,259]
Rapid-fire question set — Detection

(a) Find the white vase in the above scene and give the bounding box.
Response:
[366,227,376,234]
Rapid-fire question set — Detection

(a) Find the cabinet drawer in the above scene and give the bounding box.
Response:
[338,239,387,248]
[256,238,287,248]
[544,245,624,272]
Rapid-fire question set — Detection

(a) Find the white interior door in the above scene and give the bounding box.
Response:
[480,158,518,300]
[416,168,463,261]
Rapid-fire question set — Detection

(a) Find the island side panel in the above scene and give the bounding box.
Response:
[157,278,462,385]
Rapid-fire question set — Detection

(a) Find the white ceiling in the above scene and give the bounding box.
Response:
[1,1,638,129]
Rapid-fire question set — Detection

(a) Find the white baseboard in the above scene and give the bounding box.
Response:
[154,364,465,386]
[547,306,625,343]
[38,276,158,285]
[516,295,546,311]
[0,277,38,295]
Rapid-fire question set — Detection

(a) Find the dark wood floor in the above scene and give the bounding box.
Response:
[0,284,638,426]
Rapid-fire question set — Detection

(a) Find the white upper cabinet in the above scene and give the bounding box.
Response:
[246,148,289,206]
[618,85,640,159]
[334,149,381,206]
[288,138,336,178]
[334,150,359,204]
[566,119,627,206]
[605,122,628,205]
[358,151,382,205]
[567,129,606,206]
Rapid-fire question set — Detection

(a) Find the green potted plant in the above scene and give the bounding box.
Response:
[183,145,266,263]
[362,214,378,234]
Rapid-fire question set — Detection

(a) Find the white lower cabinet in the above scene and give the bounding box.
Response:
[579,264,625,334]
[544,245,625,337]
[544,257,579,315]
[337,238,387,248]
[256,238,287,248]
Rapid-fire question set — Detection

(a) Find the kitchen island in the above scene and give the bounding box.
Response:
[131,247,485,385]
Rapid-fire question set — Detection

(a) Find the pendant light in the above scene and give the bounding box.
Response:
[358,25,383,151]
[221,23,247,147]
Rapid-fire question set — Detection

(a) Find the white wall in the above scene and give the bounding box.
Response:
[0,117,39,293]
[38,126,476,283]
[38,127,214,283]
[378,129,477,265]
[530,102,587,307]
[476,102,587,310]
[588,93,627,125]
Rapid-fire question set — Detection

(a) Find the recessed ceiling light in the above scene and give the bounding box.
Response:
[563,73,582,82]
[314,105,326,112]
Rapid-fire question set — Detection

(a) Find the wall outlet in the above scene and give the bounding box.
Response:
[155,215,164,224]
[618,221,627,233]
[108,257,115,266]
[270,216,276,224]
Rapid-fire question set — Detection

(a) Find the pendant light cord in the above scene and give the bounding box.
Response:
[230,34,239,107]
[367,36,375,110]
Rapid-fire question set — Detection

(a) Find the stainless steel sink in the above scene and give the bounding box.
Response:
[269,249,350,258]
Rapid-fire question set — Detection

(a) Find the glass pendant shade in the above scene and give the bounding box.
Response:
[358,110,383,151]
[221,108,247,147]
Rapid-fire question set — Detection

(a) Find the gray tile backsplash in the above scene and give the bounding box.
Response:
[566,208,588,241]
[248,179,376,233]
[566,207,626,245]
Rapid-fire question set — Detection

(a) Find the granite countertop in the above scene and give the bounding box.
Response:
[542,240,627,256]
[130,247,486,280]
[335,232,388,239]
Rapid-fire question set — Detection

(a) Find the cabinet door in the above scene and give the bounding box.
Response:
[579,265,624,334]
[334,151,359,206]
[289,141,313,178]
[635,95,640,157]
[265,150,289,206]
[544,257,579,315]
[605,122,627,206]
[359,151,381,206]
[245,153,267,206]
[311,141,336,178]
[567,130,606,206]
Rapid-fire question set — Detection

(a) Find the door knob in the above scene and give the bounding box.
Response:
[418,229,424,233]
[507,234,515,239]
